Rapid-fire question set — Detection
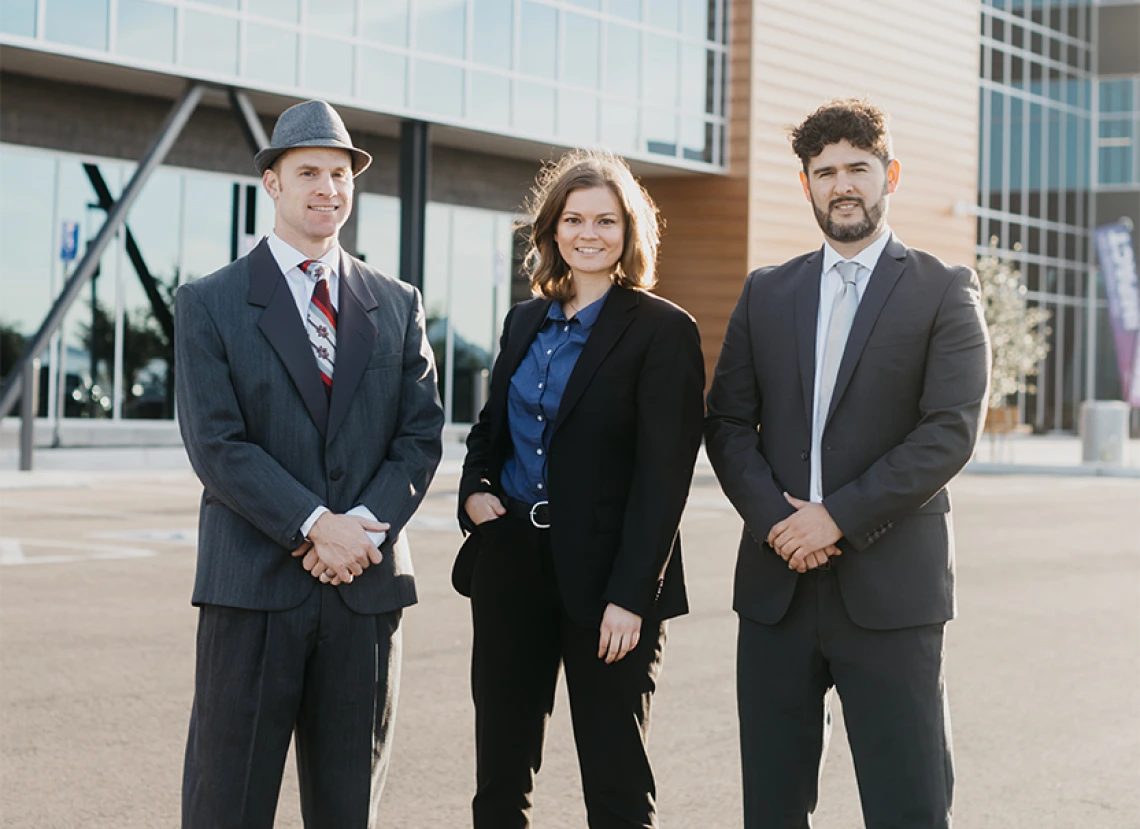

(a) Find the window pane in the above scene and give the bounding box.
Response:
[601,100,637,152]
[558,89,598,145]
[413,60,463,118]
[362,0,407,46]
[182,10,238,75]
[245,25,299,88]
[181,175,234,282]
[448,207,499,423]
[116,0,175,64]
[355,193,400,278]
[469,72,511,128]
[304,35,353,97]
[305,0,355,37]
[520,2,556,80]
[608,0,639,22]
[360,48,406,111]
[44,0,108,50]
[605,23,639,101]
[0,0,36,36]
[564,13,599,89]
[248,0,299,23]
[473,0,512,70]
[680,117,710,162]
[648,0,679,31]
[415,0,465,58]
[195,0,238,9]
[682,0,710,40]
[644,108,676,157]
[515,82,554,135]
[644,34,677,109]
[680,44,709,114]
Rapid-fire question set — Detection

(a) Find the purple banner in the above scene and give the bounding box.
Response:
[1094,222,1140,407]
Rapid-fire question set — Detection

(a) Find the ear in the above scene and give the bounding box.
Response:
[798,169,812,203]
[262,168,280,200]
[885,159,901,195]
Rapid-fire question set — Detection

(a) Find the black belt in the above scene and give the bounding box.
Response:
[502,496,550,529]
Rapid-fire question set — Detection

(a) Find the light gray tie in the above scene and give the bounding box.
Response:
[817,260,861,426]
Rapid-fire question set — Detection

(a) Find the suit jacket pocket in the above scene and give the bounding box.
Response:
[365,352,403,371]
[911,489,951,515]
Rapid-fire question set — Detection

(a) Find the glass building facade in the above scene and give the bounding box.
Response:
[979,0,1096,431]
[0,0,729,168]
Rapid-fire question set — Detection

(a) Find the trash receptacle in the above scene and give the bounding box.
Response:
[1080,400,1130,464]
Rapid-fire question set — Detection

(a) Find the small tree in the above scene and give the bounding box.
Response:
[977,238,1052,410]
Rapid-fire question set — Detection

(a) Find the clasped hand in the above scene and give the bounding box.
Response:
[767,493,843,573]
[290,512,389,585]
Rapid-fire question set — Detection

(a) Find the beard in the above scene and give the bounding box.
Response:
[811,182,888,244]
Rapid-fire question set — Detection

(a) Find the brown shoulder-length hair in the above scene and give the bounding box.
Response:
[522,149,661,302]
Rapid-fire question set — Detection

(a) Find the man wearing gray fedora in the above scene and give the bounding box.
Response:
[175,99,444,827]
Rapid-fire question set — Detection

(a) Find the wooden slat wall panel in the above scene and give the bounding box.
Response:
[749,0,981,271]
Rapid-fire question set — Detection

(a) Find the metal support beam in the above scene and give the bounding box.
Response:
[18,358,39,471]
[228,87,269,157]
[83,163,175,344]
[399,120,431,291]
[0,81,205,420]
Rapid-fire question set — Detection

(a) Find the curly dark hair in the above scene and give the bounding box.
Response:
[790,98,893,172]
[522,149,660,302]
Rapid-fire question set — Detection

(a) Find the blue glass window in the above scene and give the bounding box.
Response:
[181,10,238,75]
[304,35,354,97]
[245,25,299,88]
[306,0,355,37]
[44,0,108,50]
[116,0,174,64]
[563,13,599,89]
[605,23,640,101]
[360,48,407,111]
[473,0,512,70]
[0,0,36,36]
[248,0,299,23]
[644,34,678,109]
[520,2,556,80]
[469,72,511,127]
[414,60,463,118]
[516,82,555,135]
[415,0,465,59]
[558,89,598,145]
[362,0,407,46]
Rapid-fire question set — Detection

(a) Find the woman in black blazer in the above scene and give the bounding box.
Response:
[453,150,705,829]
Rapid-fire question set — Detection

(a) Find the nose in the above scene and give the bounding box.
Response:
[314,171,335,195]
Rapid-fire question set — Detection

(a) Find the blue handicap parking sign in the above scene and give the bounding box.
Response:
[60,220,79,262]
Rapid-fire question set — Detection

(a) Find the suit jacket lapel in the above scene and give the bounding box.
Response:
[250,239,329,435]
[795,250,823,422]
[552,287,638,436]
[491,299,551,448]
[825,235,907,425]
[327,253,378,444]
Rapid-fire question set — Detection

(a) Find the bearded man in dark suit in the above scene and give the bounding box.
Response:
[705,99,991,829]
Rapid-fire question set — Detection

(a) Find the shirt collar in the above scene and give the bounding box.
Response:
[548,287,611,331]
[267,231,340,277]
[821,226,892,281]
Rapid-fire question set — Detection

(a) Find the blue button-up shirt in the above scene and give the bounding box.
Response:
[500,292,609,504]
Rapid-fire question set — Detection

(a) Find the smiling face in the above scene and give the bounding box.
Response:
[554,186,626,283]
[799,139,900,256]
[263,146,354,257]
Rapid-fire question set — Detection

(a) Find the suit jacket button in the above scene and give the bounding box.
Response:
[330,469,343,481]
[800,450,809,461]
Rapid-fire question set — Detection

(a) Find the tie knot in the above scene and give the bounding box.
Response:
[835,260,859,286]
[300,259,328,280]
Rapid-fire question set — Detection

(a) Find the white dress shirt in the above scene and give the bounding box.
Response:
[265,232,387,548]
[809,228,893,503]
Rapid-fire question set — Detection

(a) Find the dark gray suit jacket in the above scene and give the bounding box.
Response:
[174,238,444,615]
[705,235,991,631]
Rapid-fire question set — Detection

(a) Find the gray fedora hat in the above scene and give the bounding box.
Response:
[254,99,372,176]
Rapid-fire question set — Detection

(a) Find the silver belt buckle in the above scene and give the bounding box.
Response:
[529,500,550,529]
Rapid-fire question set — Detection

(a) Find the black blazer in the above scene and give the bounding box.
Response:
[705,236,991,631]
[454,286,706,629]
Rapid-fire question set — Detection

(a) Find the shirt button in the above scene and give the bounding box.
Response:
[546,349,553,355]
[563,326,569,332]
[536,449,543,456]
[537,415,544,422]
[537,483,544,490]
[538,383,544,389]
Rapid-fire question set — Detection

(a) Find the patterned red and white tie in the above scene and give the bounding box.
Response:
[300,259,337,399]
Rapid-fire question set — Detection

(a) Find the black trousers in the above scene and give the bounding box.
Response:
[182,584,402,829]
[469,513,666,829]
[737,568,952,829]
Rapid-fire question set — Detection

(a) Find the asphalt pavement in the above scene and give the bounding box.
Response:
[1,459,1137,828]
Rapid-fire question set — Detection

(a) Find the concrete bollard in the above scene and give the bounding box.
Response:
[1079,400,1130,465]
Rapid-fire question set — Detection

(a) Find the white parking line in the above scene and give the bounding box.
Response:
[0,538,157,566]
